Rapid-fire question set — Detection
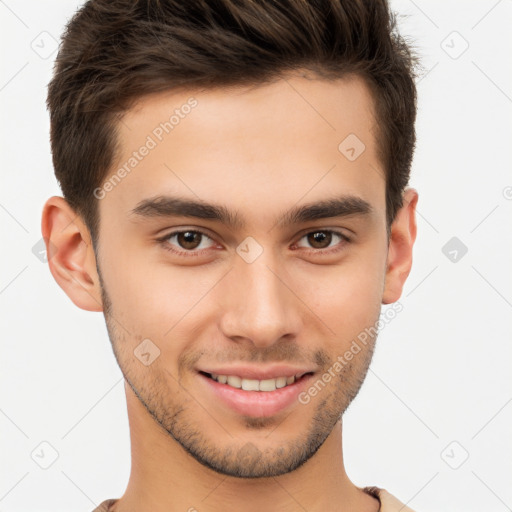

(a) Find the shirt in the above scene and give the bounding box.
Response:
[91,486,416,511]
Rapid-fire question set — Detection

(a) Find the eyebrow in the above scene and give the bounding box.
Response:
[129,194,372,229]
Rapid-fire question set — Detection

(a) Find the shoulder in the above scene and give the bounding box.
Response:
[91,498,119,512]
[363,486,417,512]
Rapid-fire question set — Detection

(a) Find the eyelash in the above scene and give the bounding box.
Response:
[156,228,351,257]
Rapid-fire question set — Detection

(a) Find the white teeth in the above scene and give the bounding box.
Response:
[227,376,242,388]
[259,379,277,392]
[241,379,259,391]
[275,377,287,388]
[210,373,297,391]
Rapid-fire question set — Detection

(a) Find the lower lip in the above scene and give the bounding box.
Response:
[198,372,314,418]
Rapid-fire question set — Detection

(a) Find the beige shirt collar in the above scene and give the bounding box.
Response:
[92,486,416,512]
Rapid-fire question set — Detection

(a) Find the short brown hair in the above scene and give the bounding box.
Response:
[47,0,420,244]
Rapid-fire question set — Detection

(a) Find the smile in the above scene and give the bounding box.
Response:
[198,370,315,417]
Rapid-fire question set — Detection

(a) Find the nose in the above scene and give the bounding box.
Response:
[218,252,303,349]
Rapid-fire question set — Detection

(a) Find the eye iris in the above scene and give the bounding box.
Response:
[308,231,331,249]
[178,231,201,250]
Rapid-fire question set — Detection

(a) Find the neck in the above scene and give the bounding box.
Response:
[114,382,379,512]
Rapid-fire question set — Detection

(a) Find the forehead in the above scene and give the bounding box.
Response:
[100,72,385,227]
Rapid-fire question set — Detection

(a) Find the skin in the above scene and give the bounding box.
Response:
[42,71,418,512]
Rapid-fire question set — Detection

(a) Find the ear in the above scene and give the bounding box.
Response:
[41,196,103,312]
[382,188,419,304]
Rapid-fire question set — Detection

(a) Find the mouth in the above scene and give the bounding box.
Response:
[198,371,313,391]
[197,370,315,418]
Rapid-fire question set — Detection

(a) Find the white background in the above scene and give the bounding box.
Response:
[1,1,511,511]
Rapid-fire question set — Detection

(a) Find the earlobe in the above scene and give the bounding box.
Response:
[41,196,103,312]
[382,188,419,304]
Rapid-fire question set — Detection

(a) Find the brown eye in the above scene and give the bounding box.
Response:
[177,231,203,250]
[307,231,332,249]
[160,229,216,254]
[295,230,349,253]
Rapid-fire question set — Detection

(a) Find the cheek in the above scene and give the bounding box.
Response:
[99,246,222,350]
[296,250,386,347]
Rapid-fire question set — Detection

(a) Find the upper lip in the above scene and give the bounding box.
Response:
[197,364,315,380]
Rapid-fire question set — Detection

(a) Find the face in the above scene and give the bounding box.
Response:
[60,72,407,478]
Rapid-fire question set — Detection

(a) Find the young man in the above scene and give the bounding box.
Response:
[42,1,420,510]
